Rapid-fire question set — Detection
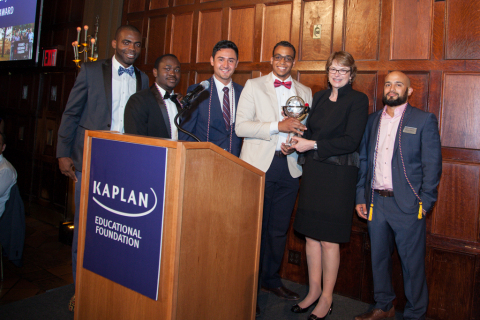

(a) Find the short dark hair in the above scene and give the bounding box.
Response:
[272,41,296,59]
[212,40,239,60]
[114,25,141,40]
[0,132,6,145]
[325,51,358,82]
[154,54,179,69]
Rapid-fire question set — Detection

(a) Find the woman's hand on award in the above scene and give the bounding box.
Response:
[290,137,315,152]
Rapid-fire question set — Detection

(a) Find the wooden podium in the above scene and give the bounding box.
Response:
[75,131,265,320]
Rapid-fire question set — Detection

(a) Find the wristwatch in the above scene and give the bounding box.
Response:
[313,141,318,150]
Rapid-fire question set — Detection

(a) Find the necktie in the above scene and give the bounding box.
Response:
[222,87,231,131]
[118,66,134,77]
[274,79,292,89]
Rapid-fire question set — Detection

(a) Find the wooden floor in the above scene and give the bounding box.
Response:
[0,216,73,306]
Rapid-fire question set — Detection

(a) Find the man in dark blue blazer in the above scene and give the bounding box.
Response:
[179,40,243,156]
[355,71,442,320]
[56,25,149,296]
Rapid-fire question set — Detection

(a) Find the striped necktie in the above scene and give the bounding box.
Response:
[222,87,230,131]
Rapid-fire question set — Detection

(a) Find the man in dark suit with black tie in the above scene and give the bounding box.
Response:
[179,40,243,156]
[355,71,442,320]
[124,54,182,139]
[56,25,149,307]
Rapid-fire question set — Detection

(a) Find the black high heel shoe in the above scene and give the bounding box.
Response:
[308,301,333,320]
[291,298,320,313]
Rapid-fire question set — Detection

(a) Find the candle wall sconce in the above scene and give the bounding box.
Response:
[72,16,99,69]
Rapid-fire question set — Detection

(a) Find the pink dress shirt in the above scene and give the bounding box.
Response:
[373,103,407,190]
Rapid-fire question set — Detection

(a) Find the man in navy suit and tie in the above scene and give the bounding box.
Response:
[56,25,149,309]
[355,71,442,320]
[179,40,243,156]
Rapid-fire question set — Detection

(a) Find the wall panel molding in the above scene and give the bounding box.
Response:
[261,2,292,62]
[197,9,223,62]
[390,0,433,60]
[441,73,480,150]
[171,12,194,63]
[432,161,480,242]
[445,0,480,60]
[229,7,256,62]
[300,0,333,61]
[344,0,381,61]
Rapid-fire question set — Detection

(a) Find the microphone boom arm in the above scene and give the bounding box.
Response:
[174,107,201,142]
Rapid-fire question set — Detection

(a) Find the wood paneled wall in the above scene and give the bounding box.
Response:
[122,0,480,319]
[123,0,480,319]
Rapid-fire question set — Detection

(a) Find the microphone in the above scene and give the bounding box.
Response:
[174,80,210,142]
[180,80,210,108]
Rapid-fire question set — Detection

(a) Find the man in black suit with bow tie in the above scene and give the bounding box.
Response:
[57,25,149,301]
[124,54,182,139]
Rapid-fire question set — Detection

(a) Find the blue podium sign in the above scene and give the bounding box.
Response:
[83,138,168,300]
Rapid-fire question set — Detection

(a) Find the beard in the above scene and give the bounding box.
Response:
[382,89,409,107]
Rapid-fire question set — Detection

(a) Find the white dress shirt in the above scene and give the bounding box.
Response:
[269,74,297,150]
[213,76,235,125]
[111,55,137,133]
[0,154,17,218]
[155,83,179,140]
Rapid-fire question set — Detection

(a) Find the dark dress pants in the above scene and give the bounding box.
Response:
[259,155,299,288]
[368,193,428,320]
[72,170,82,286]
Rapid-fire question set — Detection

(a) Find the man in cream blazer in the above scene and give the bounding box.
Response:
[236,41,312,312]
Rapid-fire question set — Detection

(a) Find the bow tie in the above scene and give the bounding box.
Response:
[118,66,134,77]
[163,91,178,101]
[274,79,292,89]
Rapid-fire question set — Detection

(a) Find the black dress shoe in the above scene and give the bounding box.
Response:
[308,301,333,320]
[256,303,260,317]
[261,285,300,300]
[291,298,320,313]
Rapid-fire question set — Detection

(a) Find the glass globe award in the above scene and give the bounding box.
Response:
[282,96,309,147]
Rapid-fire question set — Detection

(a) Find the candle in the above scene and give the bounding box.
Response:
[84,25,88,44]
[76,27,81,44]
[90,38,95,57]
[74,41,78,60]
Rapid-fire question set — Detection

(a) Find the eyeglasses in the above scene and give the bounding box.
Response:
[273,55,294,62]
[328,68,351,75]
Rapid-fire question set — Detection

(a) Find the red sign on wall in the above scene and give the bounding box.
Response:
[43,49,57,67]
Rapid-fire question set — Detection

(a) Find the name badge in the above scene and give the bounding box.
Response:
[403,126,417,134]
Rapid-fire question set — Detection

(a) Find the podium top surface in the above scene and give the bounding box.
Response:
[85,130,264,176]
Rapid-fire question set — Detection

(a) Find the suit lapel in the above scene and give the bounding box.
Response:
[102,58,113,116]
[233,82,241,106]
[265,73,279,121]
[293,80,306,101]
[210,79,227,132]
[134,67,142,92]
[369,111,382,160]
[151,85,172,138]
[394,104,413,154]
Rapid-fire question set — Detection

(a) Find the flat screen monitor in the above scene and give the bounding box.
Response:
[0,0,43,67]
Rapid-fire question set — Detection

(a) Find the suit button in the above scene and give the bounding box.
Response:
[107,124,111,128]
